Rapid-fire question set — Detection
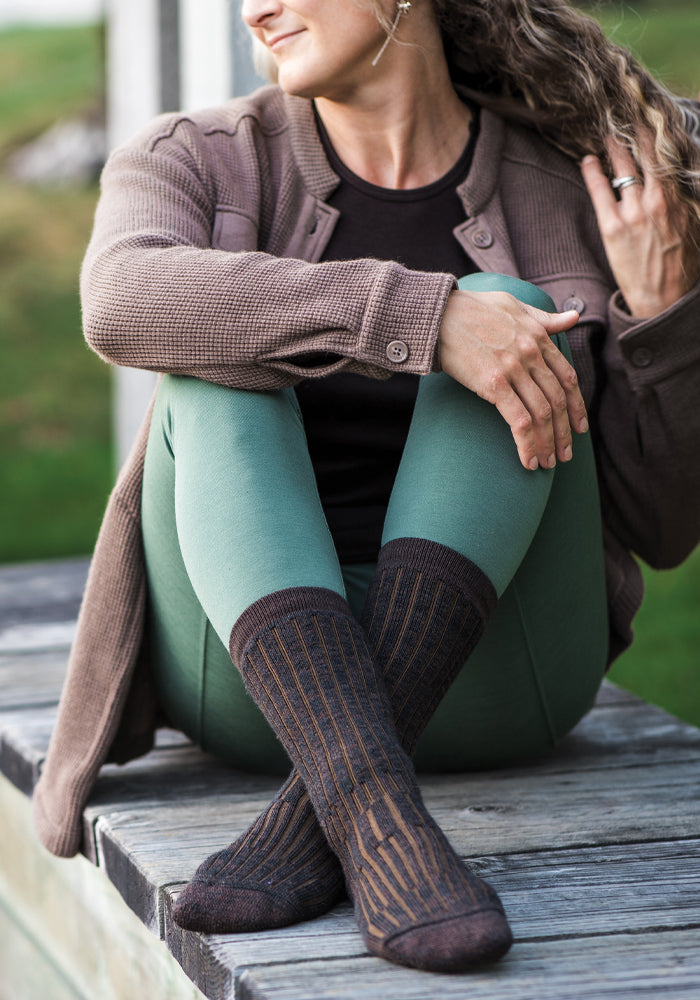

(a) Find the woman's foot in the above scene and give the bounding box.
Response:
[172,771,344,933]
[174,544,502,961]
[324,776,512,971]
[227,587,511,971]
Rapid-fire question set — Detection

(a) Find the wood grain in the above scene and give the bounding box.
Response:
[1,556,700,1000]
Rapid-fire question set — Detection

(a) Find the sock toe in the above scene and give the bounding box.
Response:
[381,907,513,973]
[172,880,313,934]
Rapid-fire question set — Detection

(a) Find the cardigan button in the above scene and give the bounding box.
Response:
[563,295,585,314]
[386,340,409,363]
[471,228,494,249]
[631,347,654,368]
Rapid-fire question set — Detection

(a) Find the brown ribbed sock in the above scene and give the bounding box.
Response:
[173,542,497,939]
[171,769,345,933]
[174,565,508,972]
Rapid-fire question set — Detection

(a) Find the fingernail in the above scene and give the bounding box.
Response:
[546,454,556,469]
[563,444,572,461]
[529,457,539,471]
[579,417,589,433]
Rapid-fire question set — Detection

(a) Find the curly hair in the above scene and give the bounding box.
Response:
[368,0,700,244]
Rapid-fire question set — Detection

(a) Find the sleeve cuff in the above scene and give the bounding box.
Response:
[606,278,700,387]
[355,267,456,375]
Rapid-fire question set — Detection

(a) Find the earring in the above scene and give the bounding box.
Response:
[372,1,412,67]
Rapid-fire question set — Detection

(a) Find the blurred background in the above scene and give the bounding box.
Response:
[0,1,698,723]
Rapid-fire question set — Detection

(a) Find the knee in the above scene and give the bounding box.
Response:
[159,376,303,455]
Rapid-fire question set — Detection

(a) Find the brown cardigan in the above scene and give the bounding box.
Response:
[33,87,700,858]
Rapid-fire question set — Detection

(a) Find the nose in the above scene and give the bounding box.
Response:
[241,0,283,28]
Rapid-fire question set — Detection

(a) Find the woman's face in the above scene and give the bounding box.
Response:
[241,0,391,100]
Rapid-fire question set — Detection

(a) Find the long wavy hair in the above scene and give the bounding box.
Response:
[376,0,700,246]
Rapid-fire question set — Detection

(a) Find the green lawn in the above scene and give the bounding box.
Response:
[584,0,700,98]
[0,13,698,725]
[0,25,109,563]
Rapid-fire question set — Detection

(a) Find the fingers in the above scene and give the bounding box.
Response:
[518,303,589,452]
[606,137,643,195]
[580,136,694,316]
[480,325,587,471]
[437,290,589,471]
[511,353,584,470]
[581,153,620,219]
[581,139,645,224]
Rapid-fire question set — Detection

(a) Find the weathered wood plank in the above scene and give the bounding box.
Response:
[69,690,700,936]
[546,700,700,765]
[592,680,644,708]
[161,838,700,999]
[0,705,56,794]
[1,547,697,1000]
[0,648,67,708]
[425,758,700,856]
[0,775,207,1000]
[82,697,700,839]
[165,897,362,1000]
[236,929,700,1000]
[91,739,700,908]
[95,743,700,932]
[0,558,87,629]
[0,620,76,654]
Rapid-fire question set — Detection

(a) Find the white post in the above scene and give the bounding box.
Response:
[108,0,264,466]
[106,0,162,466]
[179,0,232,109]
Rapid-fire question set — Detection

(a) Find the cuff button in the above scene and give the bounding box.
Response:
[386,340,409,363]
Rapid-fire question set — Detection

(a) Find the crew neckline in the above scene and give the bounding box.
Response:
[314,104,480,203]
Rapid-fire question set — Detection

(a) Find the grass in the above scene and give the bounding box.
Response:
[0,13,698,725]
[584,1,700,98]
[609,552,700,729]
[0,25,109,562]
[0,181,111,561]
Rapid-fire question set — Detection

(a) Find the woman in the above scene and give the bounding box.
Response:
[33,0,700,975]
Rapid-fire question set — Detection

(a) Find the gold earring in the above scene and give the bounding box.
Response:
[372,1,412,67]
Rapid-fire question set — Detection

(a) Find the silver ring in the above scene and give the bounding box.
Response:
[611,175,641,191]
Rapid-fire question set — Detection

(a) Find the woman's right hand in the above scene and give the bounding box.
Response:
[438,290,588,471]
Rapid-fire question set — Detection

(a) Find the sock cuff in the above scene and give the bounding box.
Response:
[229,586,351,664]
[377,538,498,621]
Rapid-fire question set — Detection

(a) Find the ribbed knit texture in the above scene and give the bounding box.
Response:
[217,584,508,971]
[173,543,502,967]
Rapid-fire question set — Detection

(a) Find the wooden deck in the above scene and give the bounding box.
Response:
[1,558,700,999]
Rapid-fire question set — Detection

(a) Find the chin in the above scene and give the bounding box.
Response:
[276,69,321,100]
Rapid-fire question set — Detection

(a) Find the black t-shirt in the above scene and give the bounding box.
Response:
[295,108,480,563]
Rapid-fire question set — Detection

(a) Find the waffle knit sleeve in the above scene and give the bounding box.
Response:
[80,115,454,390]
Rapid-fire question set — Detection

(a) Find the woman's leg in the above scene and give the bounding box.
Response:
[173,279,606,941]
[144,374,510,972]
[143,375,351,918]
[380,370,607,769]
[142,373,344,770]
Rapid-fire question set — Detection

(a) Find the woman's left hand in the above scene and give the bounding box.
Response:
[581,136,700,318]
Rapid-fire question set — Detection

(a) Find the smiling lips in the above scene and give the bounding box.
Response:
[267,30,304,51]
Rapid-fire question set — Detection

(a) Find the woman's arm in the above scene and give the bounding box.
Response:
[580,136,700,567]
[592,281,700,569]
[84,114,588,470]
[81,117,455,390]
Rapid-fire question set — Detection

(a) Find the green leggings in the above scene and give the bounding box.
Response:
[141,276,608,774]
